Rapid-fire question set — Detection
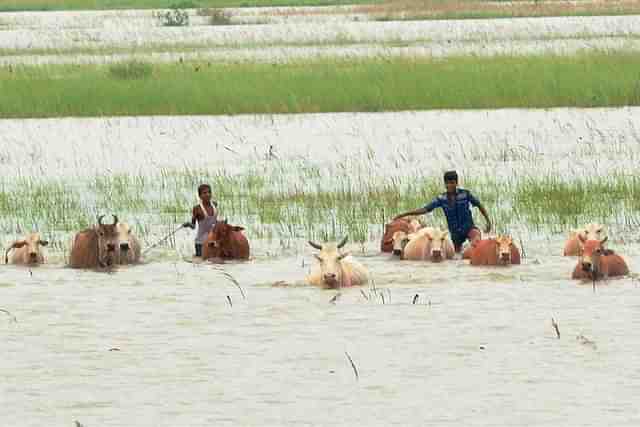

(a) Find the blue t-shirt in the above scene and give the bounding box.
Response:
[424,188,481,237]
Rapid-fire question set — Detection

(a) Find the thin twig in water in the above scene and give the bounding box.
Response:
[329,293,341,304]
[380,292,385,304]
[226,295,233,307]
[360,289,369,301]
[412,294,419,304]
[345,351,359,381]
[0,309,17,322]
[210,266,246,299]
[75,421,85,427]
[551,317,560,339]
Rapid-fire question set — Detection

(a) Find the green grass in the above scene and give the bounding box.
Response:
[0,0,380,12]
[2,165,639,250]
[1,52,640,119]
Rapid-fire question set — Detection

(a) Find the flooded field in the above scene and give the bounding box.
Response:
[2,13,640,64]
[1,108,640,425]
[2,238,640,426]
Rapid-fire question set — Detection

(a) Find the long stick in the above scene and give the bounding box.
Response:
[142,225,186,256]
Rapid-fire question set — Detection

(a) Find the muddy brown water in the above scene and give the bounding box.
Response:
[1,237,639,426]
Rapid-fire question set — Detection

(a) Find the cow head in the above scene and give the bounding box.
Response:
[391,231,412,256]
[578,235,608,277]
[495,235,514,265]
[5,233,49,264]
[308,236,348,288]
[425,228,449,262]
[96,214,120,267]
[116,222,133,253]
[580,223,605,242]
[206,219,244,256]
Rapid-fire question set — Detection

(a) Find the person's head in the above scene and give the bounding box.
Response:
[198,183,212,203]
[443,170,458,193]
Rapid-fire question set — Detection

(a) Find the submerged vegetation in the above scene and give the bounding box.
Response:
[1,164,639,253]
[1,52,640,118]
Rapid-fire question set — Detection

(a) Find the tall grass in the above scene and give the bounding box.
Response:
[1,166,639,251]
[1,52,640,118]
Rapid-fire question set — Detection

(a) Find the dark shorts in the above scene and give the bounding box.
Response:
[451,226,480,250]
[195,243,202,257]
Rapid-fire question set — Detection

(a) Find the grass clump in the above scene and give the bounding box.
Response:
[108,61,154,80]
[153,5,190,26]
[198,8,233,25]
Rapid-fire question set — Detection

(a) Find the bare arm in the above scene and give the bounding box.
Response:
[183,206,199,229]
[478,204,492,233]
[393,207,428,221]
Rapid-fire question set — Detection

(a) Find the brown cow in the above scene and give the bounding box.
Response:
[381,216,423,252]
[402,227,455,262]
[563,223,605,256]
[202,219,250,260]
[5,232,49,265]
[115,222,141,265]
[572,236,629,281]
[469,236,521,266]
[306,236,369,289]
[69,215,121,269]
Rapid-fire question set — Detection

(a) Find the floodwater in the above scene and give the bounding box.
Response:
[1,109,640,424]
[1,236,639,426]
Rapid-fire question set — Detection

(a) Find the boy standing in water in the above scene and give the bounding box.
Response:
[183,183,218,257]
[393,170,492,253]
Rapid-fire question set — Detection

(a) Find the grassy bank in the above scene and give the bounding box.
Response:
[0,0,379,12]
[1,165,639,251]
[3,0,640,19]
[1,52,640,118]
[361,0,640,21]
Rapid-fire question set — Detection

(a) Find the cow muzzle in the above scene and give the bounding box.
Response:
[431,250,442,262]
[120,243,130,251]
[323,273,338,287]
[107,243,116,252]
[582,261,592,272]
[499,252,510,263]
[392,249,402,256]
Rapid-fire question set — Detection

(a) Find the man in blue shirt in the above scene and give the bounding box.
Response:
[392,170,492,253]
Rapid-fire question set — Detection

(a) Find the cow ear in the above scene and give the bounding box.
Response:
[232,226,244,232]
[39,240,49,246]
[337,252,350,260]
[12,240,27,249]
[600,236,608,245]
[578,233,586,244]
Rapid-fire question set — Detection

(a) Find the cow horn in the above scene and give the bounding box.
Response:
[337,235,348,249]
[308,240,323,250]
[112,214,118,225]
[97,215,105,225]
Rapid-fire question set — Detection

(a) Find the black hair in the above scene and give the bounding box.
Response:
[443,170,458,182]
[198,183,212,195]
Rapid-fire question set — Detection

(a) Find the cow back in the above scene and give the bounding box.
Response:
[69,229,100,268]
[470,239,498,265]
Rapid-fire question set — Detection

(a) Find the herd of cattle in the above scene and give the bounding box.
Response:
[3,215,630,289]
[305,218,630,289]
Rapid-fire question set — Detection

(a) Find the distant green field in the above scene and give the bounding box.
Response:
[1,52,639,119]
[0,0,379,12]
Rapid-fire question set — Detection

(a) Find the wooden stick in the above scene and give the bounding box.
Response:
[345,351,359,381]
